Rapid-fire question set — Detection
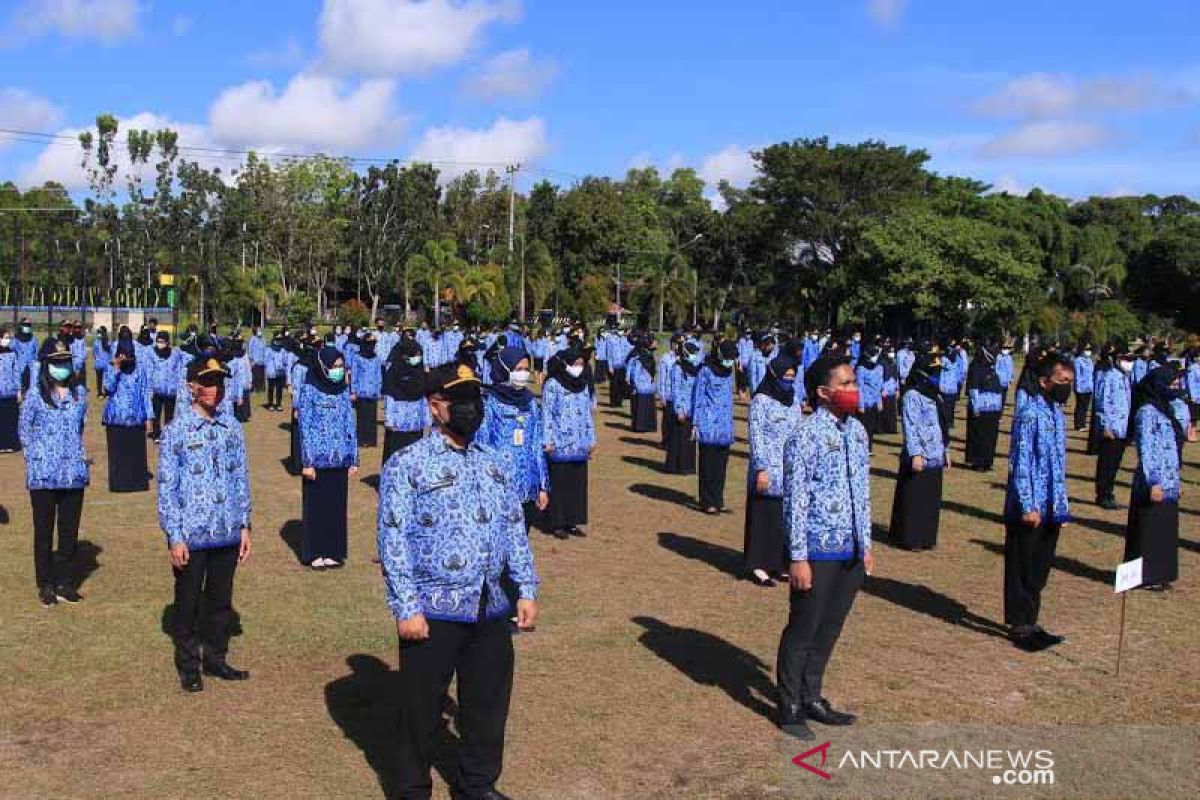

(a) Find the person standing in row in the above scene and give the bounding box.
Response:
[264,333,288,412]
[248,327,266,394]
[608,330,633,408]
[1095,348,1132,510]
[657,333,681,448]
[68,322,88,389]
[298,346,357,570]
[92,326,111,397]
[350,333,382,449]
[158,356,252,692]
[964,344,1004,471]
[378,362,539,800]
[626,335,658,434]
[147,331,180,442]
[665,340,701,475]
[103,340,153,493]
[777,356,873,740]
[855,346,884,451]
[1004,353,1073,653]
[693,341,738,515]
[1072,345,1094,432]
[937,344,962,432]
[747,334,776,394]
[228,337,252,424]
[13,319,38,391]
[287,338,312,475]
[0,327,22,454]
[381,339,430,467]
[1124,366,1185,592]
[879,347,900,435]
[20,338,89,607]
[890,353,947,550]
[995,343,1014,403]
[542,347,595,539]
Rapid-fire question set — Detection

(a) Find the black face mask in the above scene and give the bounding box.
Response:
[1048,382,1072,405]
[445,397,484,438]
[120,359,137,374]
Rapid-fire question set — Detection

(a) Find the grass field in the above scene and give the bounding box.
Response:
[1,383,1197,799]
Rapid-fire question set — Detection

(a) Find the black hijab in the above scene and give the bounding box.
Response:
[36,337,80,405]
[677,341,701,378]
[488,346,534,409]
[754,352,797,406]
[305,346,348,395]
[154,331,172,360]
[383,339,425,401]
[967,346,1002,393]
[547,346,588,394]
[635,338,657,378]
[706,340,738,379]
[1136,365,1185,448]
[907,352,944,402]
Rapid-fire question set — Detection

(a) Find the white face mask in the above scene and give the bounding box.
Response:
[1118,359,1133,372]
[0,337,11,348]
[566,365,584,378]
[509,369,531,388]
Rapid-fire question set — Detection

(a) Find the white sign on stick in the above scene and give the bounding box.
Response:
[1114,558,1143,594]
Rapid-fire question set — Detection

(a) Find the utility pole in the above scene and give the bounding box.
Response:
[505,162,520,262]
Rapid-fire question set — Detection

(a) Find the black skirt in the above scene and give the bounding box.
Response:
[661,401,675,447]
[252,364,266,392]
[594,360,609,384]
[235,390,252,423]
[860,406,880,436]
[288,415,302,475]
[965,410,1001,468]
[547,460,588,529]
[698,443,730,510]
[880,395,898,434]
[302,468,349,563]
[1124,499,1178,585]
[106,424,149,492]
[665,417,696,475]
[609,368,626,407]
[383,428,423,468]
[889,458,942,549]
[0,396,20,451]
[631,393,657,433]
[533,357,545,373]
[743,491,787,574]
[939,392,958,431]
[356,398,378,447]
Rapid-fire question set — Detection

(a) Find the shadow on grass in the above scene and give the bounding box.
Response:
[969,538,1116,586]
[632,616,775,722]
[942,499,1005,525]
[280,519,305,564]
[621,454,671,474]
[863,575,1009,640]
[0,504,8,525]
[870,466,899,481]
[618,436,662,450]
[630,484,694,510]
[360,474,381,492]
[325,654,459,800]
[657,532,742,579]
[67,539,103,590]
[280,456,301,477]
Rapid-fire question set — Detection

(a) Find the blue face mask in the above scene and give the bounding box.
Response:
[689,352,703,365]
[778,378,795,392]
[407,356,422,367]
[49,364,73,382]
[721,359,735,369]
[327,366,345,383]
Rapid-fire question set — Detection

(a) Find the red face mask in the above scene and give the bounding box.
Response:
[193,383,224,412]
[827,387,860,416]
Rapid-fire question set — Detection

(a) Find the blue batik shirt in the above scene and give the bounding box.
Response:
[288,360,307,389]
[0,351,20,398]
[103,367,153,426]
[377,434,540,622]
[297,384,358,469]
[13,336,38,375]
[146,349,179,397]
[69,337,87,371]
[938,358,961,394]
[477,392,549,503]
[542,379,595,462]
[1004,393,1069,524]
[384,395,431,433]
[656,352,677,402]
[802,338,821,370]
[264,346,286,379]
[157,408,251,550]
[692,366,735,446]
[248,335,266,365]
[896,348,915,381]
[1186,363,1200,403]
[749,393,804,497]
[901,391,945,468]
[19,386,89,490]
[969,385,1004,414]
[1097,368,1132,439]
[1132,405,1181,503]
[1131,358,1149,386]
[1074,356,1094,394]
[783,406,872,562]
[626,357,655,396]
[1171,397,1191,431]
[92,339,111,371]
[609,337,633,370]
[737,336,754,369]
[856,364,884,410]
[351,354,382,399]
[670,363,699,418]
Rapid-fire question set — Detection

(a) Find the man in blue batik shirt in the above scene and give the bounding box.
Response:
[1003,353,1074,653]
[378,363,538,800]
[157,357,252,692]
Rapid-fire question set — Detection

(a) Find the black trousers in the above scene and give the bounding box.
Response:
[609,368,626,407]
[30,488,84,588]
[1003,519,1061,629]
[939,392,958,431]
[698,443,730,509]
[355,398,378,447]
[397,611,515,799]
[172,543,239,674]
[252,364,266,392]
[266,376,285,408]
[965,410,1001,469]
[235,390,251,423]
[152,394,177,437]
[302,468,349,563]
[95,368,106,396]
[661,401,674,448]
[1073,392,1092,430]
[1094,436,1127,501]
[776,558,864,710]
[106,425,149,492]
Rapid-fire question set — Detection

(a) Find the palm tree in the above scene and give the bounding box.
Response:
[407,238,466,327]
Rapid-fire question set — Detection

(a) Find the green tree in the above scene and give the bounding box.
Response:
[408,238,467,326]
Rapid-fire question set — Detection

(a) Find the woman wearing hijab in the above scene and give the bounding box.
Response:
[542,347,595,538]
[92,326,112,397]
[0,326,22,453]
[19,338,90,607]
[1014,346,1046,418]
[103,339,153,492]
[855,345,885,451]
[381,339,430,466]
[1086,345,1114,456]
[1124,366,1186,590]
[693,341,738,514]
[478,346,549,533]
[147,330,180,441]
[626,334,659,434]
[657,333,681,448]
[880,344,900,435]
[965,345,1004,471]
[297,346,358,570]
[264,332,288,411]
[228,336,253,424]
[350,333,382,448]
[287,337,313,475]
[744,353,802,586]
[889,352,948,550]
[665,340,702,475]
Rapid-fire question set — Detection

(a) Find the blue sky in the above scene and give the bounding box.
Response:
[0,0,1197,200]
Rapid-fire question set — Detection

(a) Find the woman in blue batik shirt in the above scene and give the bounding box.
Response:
[626,334,658,434]
[478,347,549,529]
[92,326,112,397]
[965,344,1005,471]
[1124,366,1186,591]
[264,332,288,412]
[855,346,885,450]
[693,341,738,515]
[1072,344,1095,432]
[298,346,358,570]
[287,337,313,475]
[542,347,595,538]
[656,333,681,449]
[228,336,252,424]
[665,340,702,475]
[889,352,947,550]
[103,339,153,492]
[19,338,89,607]
[350,333,382,448]
[381,338,430,467]
[0,326,22,453]
[937,344,962,432]
[147,330,179,441]
[879,345,900,435]
[744,353,802,586]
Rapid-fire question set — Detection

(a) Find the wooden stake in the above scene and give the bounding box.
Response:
[1116,592,1128,677]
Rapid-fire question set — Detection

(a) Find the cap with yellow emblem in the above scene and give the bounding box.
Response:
[424,363,481,400]
[186,356,231,386]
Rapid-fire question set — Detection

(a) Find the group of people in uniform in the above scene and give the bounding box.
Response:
[4,308,1197,795]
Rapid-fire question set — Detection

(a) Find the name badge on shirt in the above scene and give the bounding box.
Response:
[513,428,525,446]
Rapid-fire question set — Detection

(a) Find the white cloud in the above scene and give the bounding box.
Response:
[978,120,1112,159]
[245,36,306,69]
[973,72,1192,119]
[7,0,141,45]
[988,175,1028,196]
[408,116,547,181]
[208,73,404,150]
[318,0,520,77]
[698,144,758,188]
[464,48,555,101]
[866,0,908,28]
[0,88,64,141]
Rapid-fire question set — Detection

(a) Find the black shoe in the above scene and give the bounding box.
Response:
[39,585,57,608]
[180,672,204,692]
[750,573,776,588]
[1033,627,1066,647]
[453,789,513,800]
[203,662,250,681]
[1098,496,1119,510]
[569,526,585,537]
[777,706,815,740]
[803,698,857,726]
[1010,627,1051,653]
[54,584,82,604]
[553,528,570,540]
